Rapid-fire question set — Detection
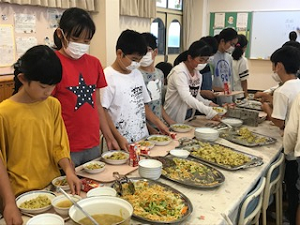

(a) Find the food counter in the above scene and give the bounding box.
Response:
[0,116,283,225]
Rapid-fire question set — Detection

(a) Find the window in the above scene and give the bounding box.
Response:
[151,18,166,55]
[168,20,180,54]
[156,0,182,10]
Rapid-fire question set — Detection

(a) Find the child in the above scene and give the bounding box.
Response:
[52,8,119,166]
[139,32,176,134]
[155,61,173,105]
[101,29,169,148]
[164,40,220,123]
[232,34,249,100]
[265,46,300,225]
[211,28,238,105]
[0,45,81,197]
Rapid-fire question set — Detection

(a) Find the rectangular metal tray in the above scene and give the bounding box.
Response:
[236,100,262,111]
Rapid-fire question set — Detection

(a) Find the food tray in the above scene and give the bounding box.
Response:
[179,141,263,170]
[220,129,277,147]
[112,177,193,224]
[161,156,225,188]
[236,100,262,111]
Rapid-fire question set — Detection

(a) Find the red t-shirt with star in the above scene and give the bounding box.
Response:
[53,51,107,152]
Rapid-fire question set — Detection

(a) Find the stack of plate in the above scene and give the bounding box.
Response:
[194,127,219,142]
[138,159,162,180]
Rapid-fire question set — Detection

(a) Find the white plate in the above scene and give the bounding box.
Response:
[147,135,172,146]
[83,161,106,174]
[170,124,193,133]
[52,176,69,191]
[16,190,56,214]
[102,150,129,165]
[26,213,64,225]
[136,140,155,149]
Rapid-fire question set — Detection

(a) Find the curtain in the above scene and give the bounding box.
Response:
[120,0,156,18]
[0,0,96,11]
[182,0,193,51]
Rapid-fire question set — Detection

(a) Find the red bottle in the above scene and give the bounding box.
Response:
[224,82,230,95]
[129,144,140,167]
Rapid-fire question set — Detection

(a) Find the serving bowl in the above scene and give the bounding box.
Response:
[136,140,155,149]
[51,194,81,216]
[170,124,193,133]
[86,186,117,197]
[221,118,243,128]
[169,149,190,158]
[69,196,133,225]
[138,159,162,180]
[194,127,219,142]
[147,135,172,146]
[16,190,56,214]
[26,213,64,225]
[52,176,69,191]
[212,107,227,116]
[102,150,129,165]
[83,161,106,174]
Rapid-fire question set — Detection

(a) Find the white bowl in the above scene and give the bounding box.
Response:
[102,150,129,165]
[221,118,243,127]
[83,161,106,174]
[51,194,81,216]
[212,107,227,116]
[69,196,133,225]
[26,213,64,225]
[147,135,172,146]
[194,127,219,142]
[87,187,117,197]
[16,190,56,214]
[52,176,69,191]
[170,149,190,158]
[170,124,193,133]
[138,159,162,180]
[136,140,155,149]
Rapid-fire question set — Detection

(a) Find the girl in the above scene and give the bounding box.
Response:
[211,28,238,105]
[52,8,119,166]
[0,45,81,197]
[164,40,220,123]
[232,34,249,100]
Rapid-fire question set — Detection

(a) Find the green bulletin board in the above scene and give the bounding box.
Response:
[209,12,252,58]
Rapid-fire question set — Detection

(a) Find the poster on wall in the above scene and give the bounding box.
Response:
[14,13,36,33]
[0,24,15,67]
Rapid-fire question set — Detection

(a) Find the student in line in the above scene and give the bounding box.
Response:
[164,40,220,123]
[232,34,249,100]
[139,32,176,134]
[53,8,119,166]
[211,28,238,105]
[0,45,81,197]
[101,29,169,147]
[155,61,173,105]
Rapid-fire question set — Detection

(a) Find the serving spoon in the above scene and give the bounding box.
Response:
[57,187,99,225]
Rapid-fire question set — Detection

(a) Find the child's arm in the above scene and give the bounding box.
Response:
[58,158,81,195]
[161,106,176,126]
[0,160,23,225]
[145,104,170,135]
[96,89,120,150]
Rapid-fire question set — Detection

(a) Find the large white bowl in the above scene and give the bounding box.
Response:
[170,149,190,158]
[221,118,243,128]
[102,150,129,165]
[51,194,81,216]
[26,213,64,225]
[138,159,162,180]
[83,161,106,174]
[69,196,133,225]
[16,190,56,214]
[87,187,117,197]
[194,127,219,142]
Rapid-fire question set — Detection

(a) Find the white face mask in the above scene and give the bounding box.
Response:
[140,51,153,67]
[196,63,207,71]
[272,72,282,83]
[126,61,140,71]
[64,41,89,59]
[226,46,235,54]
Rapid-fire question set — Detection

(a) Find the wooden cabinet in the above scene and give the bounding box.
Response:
[0,76,14,102]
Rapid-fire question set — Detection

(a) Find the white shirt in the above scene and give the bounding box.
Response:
[164,62,217,123]
[101,66,151,143]
[232,56,249,99]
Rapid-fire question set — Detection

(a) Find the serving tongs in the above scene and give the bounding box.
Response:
[112,172,135,196]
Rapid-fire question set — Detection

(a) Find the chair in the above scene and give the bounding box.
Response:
[261,152,285,225]
[237,176,266,225]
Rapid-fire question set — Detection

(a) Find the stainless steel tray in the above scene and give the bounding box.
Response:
[112,177,193,224]
[161,156,225,188]
[236,100,262,111]
[179,141,263,170]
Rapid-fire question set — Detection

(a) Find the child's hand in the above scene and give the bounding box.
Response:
[66,172,82,195]
[3,202,23,225]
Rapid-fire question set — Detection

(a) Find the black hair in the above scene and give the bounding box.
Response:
[270,46,300,74]
[200,36,218,54]
[232,34,248,60]
[289,31,297,41]
[156,62,173,79]
[13,45,62,94]
[173,51,188,66]
[116,29,147,56]
[141,32,157,50]
[282,40,300,50]
[53,7,95,50]
[216,28,238,44]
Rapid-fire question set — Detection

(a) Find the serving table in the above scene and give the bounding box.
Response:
[0,116,283,225]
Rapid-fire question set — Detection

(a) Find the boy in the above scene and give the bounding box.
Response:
[266,46,300,225]
[139,32,176,134]
[101,30,169,149]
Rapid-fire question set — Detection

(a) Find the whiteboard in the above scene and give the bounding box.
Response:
[250,11,300,59]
